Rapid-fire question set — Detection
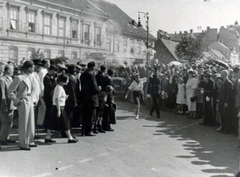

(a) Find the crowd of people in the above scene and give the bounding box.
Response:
[122,61,239,137]
[0,59,116,150]
[0,58,239,150]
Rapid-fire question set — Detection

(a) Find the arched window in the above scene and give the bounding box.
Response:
[58,50,64,57]
[71,51,77,60]
[44,49,51,58]
[27,48,35,59]
[9,47,18,64]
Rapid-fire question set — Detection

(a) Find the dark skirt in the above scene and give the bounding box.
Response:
[49,105,70,131]
[133,91,144,105]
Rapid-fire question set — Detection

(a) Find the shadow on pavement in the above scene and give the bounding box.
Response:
[142,109,239,177]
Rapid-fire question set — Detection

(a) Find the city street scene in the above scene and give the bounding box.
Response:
[0,0,240,176]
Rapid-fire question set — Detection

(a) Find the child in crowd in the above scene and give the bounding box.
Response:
[176,77,185,115]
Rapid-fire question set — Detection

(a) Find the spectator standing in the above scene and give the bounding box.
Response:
[218,70,234,134]
[185,70,198,118]
[176,77,185,115]
[80,62,100,136]
[0,64,16,148]
[8,60,37,150]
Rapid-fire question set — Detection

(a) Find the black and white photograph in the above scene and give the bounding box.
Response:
[0,0,240,176]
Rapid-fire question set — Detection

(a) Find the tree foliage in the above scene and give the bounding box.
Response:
[30,48,44,60]
[175,35,202,62]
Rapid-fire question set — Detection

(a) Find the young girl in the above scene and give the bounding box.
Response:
[176,77,186,115]
[48,74,78,143]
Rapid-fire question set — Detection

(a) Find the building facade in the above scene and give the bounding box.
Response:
[0,0,155,66]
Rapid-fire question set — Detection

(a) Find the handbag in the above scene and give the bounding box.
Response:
[190,95,197,102]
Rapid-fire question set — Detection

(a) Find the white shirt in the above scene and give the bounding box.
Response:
[38,68,48,96]
[52,84,67,106]
[128,78,146,91]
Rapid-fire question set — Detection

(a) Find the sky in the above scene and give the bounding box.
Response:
[105,0,240,37]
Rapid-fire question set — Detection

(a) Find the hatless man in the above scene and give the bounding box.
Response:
[0,64,16,148]
[8,60,37,150]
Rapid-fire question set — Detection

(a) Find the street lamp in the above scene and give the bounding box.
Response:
[137,11,149,65]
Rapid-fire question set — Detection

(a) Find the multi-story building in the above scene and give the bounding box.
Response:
[0,0,156,66]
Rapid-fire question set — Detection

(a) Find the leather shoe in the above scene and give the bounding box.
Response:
[85,133,96,136]
[29,144,37,147]
[6,139,16,143]
[45,139,56,143]
[157,115,160,118]
[98,129,106,133]
[93,130,99,134]
[20,147,31,151]
[68,139,78,143]
[104,128,114,131]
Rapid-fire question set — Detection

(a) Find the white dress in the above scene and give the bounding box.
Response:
[186,78,198,111]
[176,83,186,104]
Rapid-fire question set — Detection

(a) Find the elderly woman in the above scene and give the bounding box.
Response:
[186,69,198,118]
[125,73,146,120]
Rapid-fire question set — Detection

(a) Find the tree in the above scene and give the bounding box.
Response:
[30,48,44,60]
[175,34,202,63]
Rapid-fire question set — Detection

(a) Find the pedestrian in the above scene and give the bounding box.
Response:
[0,64,16,148]
[8,60,37,150]
[125,73,146,119]
[147,68,161,118]
[176,77,185,115]
[50,74,78,143]
[80,62,100,136]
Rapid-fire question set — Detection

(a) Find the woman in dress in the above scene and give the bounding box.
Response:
[176,77,186,115]
[185,69,198,118]
[49,74,78,143]
[125,73,146,120]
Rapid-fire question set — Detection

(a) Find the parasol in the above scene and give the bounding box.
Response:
[168,61,182,67]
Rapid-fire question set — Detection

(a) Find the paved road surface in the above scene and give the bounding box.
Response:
[0,98,239,177]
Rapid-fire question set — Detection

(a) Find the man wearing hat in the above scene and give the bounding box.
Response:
[199,72,215,126]
[80,62,100,136]
[147,68,161,118]
[8,60,37,150]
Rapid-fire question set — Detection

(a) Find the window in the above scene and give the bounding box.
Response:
[28,10,36,32]
[115,39,119,52]
[130,40,134,54]
[9,47,18,64]
[10,7,18,30]
[83,24,90,45]
[71,51,77,60]
[58,50,64,57]
[59,17,65,37]
[44,14,51,35]
[83,53,88,60]
[123,40,127,53]
[106,37,111,51]
[72,20,78,38]
[95,27,101,47]
[136,42,141,55]
[44,49,51,58]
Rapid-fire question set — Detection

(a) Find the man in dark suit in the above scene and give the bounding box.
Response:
[218,70,234,134]
[80,62,100,136]
[147,68,161,118]
[200,72,215,126]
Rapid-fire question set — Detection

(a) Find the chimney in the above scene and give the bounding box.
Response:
[207,26,210,30]
[190,29,193,34]
[221,26,224,28]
